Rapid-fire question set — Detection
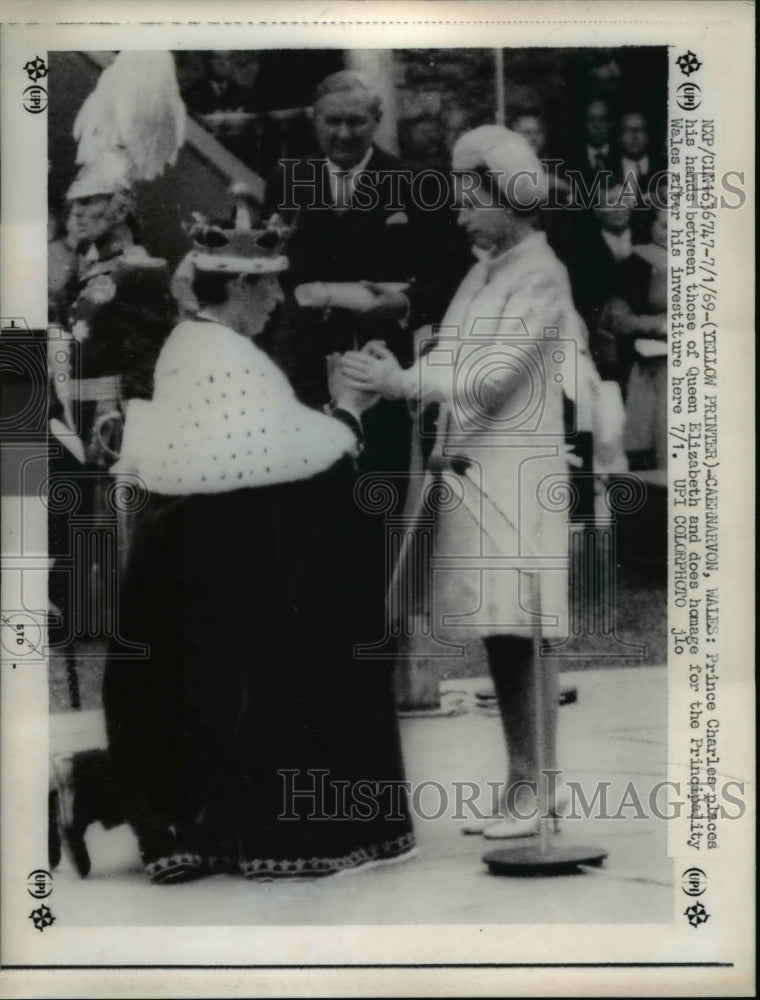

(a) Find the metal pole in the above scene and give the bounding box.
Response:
[494,49,506,126]
[345,49,399,153]
[527,569,551,855]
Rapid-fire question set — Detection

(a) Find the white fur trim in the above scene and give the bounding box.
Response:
[122,321,355,494]
[192,253,288,275]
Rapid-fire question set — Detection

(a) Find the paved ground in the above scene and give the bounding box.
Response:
[50,666,671,926]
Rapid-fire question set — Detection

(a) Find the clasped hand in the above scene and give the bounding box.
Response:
[341,341,407,400]
[326,351,379,415]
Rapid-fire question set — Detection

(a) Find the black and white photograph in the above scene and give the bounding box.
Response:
[0,3,755,996]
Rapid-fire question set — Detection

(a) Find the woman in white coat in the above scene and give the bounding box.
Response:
[343,126,593,838]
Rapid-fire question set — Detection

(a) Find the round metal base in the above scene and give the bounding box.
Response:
[483,844,607,877]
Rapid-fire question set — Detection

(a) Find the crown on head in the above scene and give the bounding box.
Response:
[189,217,289,275]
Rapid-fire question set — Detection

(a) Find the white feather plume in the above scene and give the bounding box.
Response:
[73,52,186,182]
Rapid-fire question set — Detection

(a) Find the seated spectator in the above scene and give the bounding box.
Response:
[510,111,547,156]
[567,178,643,381]
[510,111,571,200]
[400,114,449,172]
[612,110,666,242]
[615,110,666,189]
[609,206,668,469]
[510,110,572,261]
[566,177,652,478]
[183,52,267,169]
[183,51,258,114]
[569,97,618,202]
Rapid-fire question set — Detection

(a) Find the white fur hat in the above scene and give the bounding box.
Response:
[452,125,548,209]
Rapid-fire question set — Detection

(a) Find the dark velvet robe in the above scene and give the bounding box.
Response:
[103,458,414,877]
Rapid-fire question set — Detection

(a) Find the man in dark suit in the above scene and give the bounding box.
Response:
[568,97,618,204]
[611,110,666,242]
[614,111,666,191]
[264,69,464,484]
[567,178,651,386]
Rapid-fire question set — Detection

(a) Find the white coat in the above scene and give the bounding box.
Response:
[393,230,592,645]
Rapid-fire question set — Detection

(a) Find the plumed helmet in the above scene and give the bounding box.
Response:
[66,150,135,202]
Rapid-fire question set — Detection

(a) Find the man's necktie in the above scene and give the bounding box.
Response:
[334,170,351,215]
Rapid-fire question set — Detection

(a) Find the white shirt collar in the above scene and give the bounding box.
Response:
[601,227,632,261]
[194,310,225,325]
[326,147,374,208]
[622,154,650,175]
[326,145,374,178]
[586,143,610,160]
